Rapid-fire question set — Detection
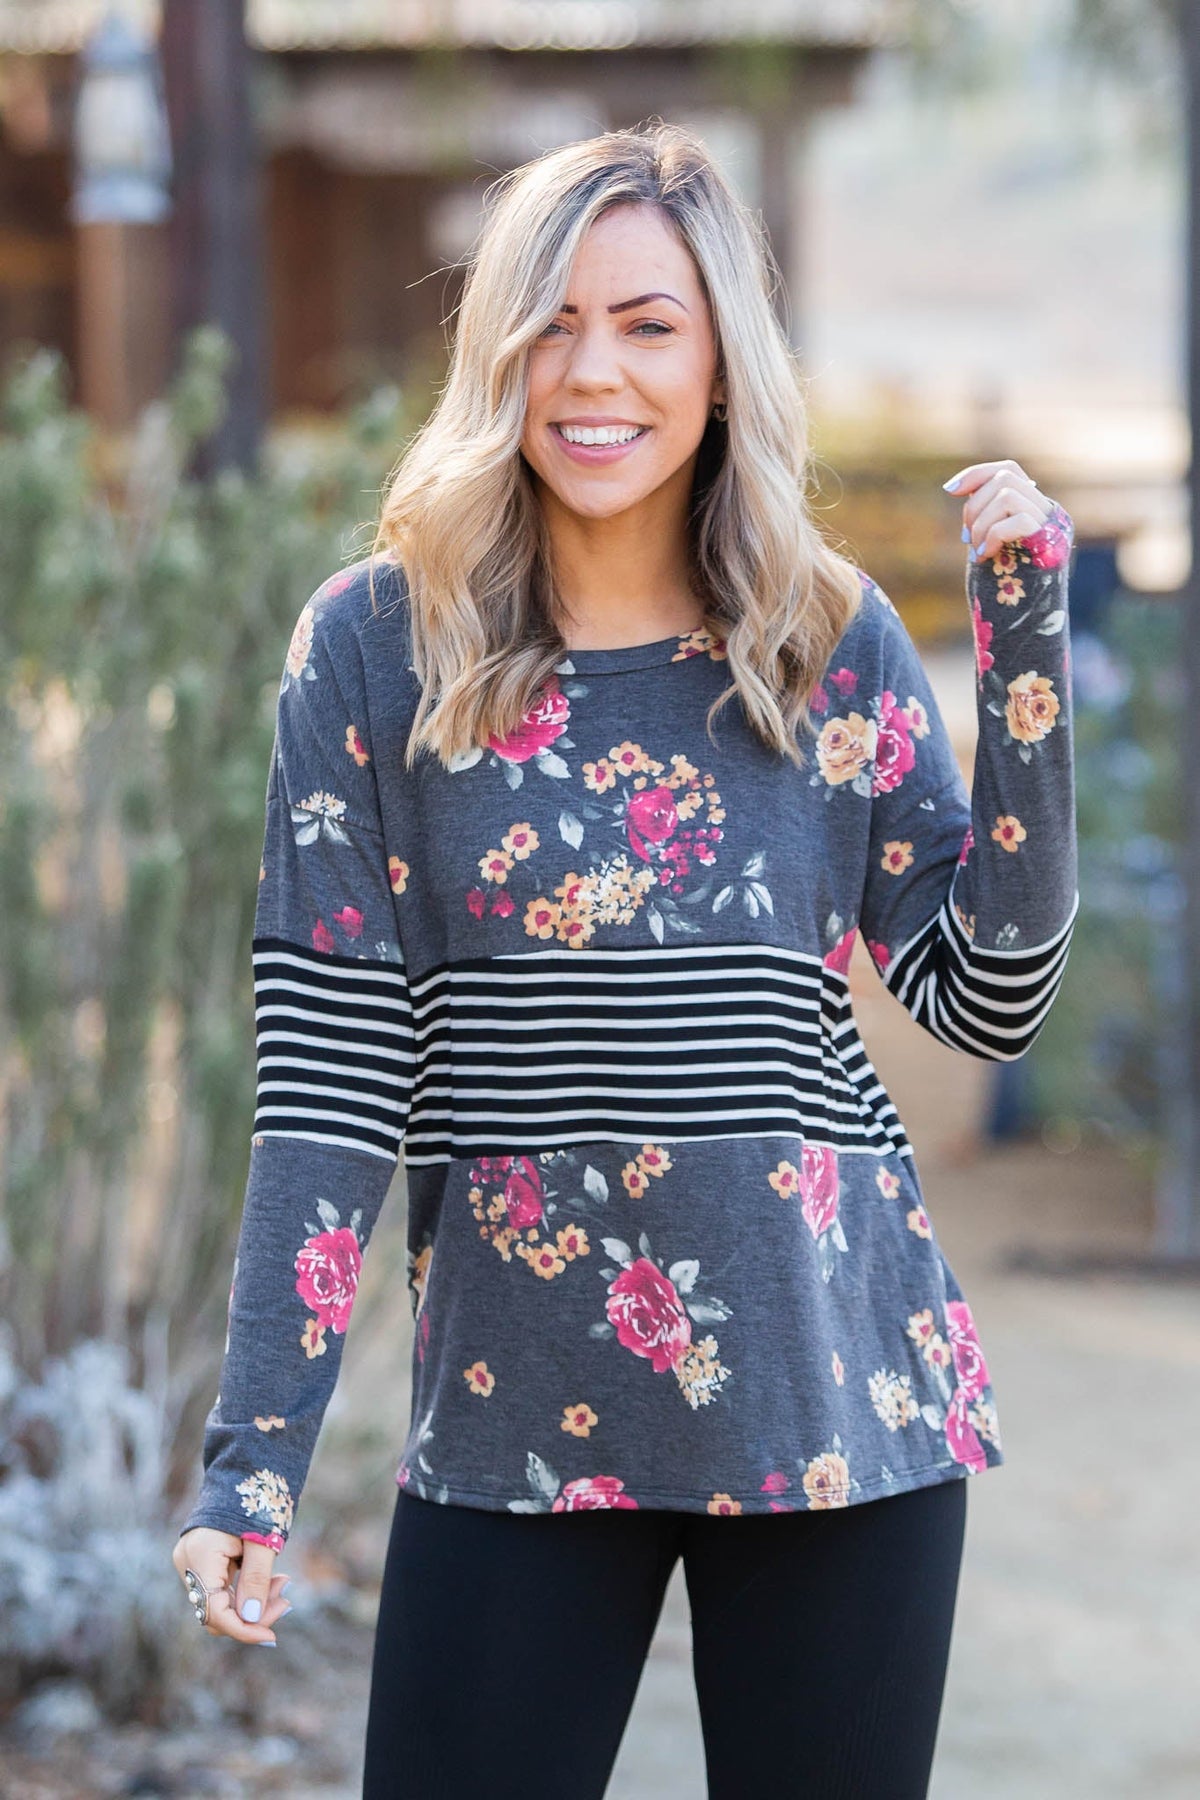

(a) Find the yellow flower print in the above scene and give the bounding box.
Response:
[285,602,315,680]
[707,1493,742,1515]
[553,872,587,907]
[561,1403,598,1437]
[558,913,595,949]
[622,1161,650,1199]
[583,758,617,793]
[768,1159,801,1199]
[991,543,1020,577]
[520,1241,567,1280]
[924,1334,954,1374]
[875,1166,901,1199]
[345,723,370,766]
[555,1224,590,1260]
[675,1335,732,1410]
[816,713,876,786]
[868,1368,920,1432]
[388,855,409,895]
[831,1350,845,1385]
[608,740,651,775]
[707,804,726,824]
[502,822,539,860]
[954,902,976,938]
[254,1415,286,1432]
[301,1318,327,1358]
[970,1397,1002,1446]
[906,1308,936,1347]
[905,696,931,739]
[880,840,914,876]
[803,1450,851,1508]
[992,814,1027,852]
[479,848,515,884]
[235,1468,294,1534]
[524,897,561,939]
[668,753,699,786]
[464,1360,495,1396]
[674,627,727,662]
[411,1243,432,1314]
[636,1144,673,1178]
[1005,671,1061,744]
[907,1205,932,1237]
[995,573,1025,606]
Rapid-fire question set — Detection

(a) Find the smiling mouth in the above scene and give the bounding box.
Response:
[552,423,651,446]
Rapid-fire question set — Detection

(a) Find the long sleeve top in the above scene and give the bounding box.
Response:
[178,503,1076,1540]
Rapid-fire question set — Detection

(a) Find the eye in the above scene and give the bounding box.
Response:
[631,321,672,336]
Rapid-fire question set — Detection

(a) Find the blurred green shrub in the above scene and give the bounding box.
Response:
[0,326,413,1709]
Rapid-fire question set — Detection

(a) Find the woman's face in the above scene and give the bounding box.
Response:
[520,201,725,524]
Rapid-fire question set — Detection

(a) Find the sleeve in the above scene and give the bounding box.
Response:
[857,501,1079,1061]
[176,581,417,1551]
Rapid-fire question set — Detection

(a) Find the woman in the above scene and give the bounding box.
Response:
[174,122,1078,1797]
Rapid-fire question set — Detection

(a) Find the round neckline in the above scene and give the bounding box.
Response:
[553,625,726,675]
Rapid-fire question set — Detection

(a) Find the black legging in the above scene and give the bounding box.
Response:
[362,1473,968,1799]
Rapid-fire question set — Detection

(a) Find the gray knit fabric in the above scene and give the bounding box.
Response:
[179,504,1077,1542]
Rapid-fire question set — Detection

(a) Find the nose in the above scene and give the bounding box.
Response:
[562,322,624,393]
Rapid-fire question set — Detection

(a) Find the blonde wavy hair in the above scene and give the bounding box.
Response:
[368,118,864,771]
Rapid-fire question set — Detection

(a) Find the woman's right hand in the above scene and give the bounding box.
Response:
[172,1527,291,1644]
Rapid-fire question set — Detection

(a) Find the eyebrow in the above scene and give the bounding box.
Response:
[557,292,690,315]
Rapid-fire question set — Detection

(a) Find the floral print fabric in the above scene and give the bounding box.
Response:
[180,514,1077,1546]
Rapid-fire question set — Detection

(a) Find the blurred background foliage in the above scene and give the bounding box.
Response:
[0,328,416,1708]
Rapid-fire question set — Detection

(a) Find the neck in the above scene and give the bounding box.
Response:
[535,469,705,648]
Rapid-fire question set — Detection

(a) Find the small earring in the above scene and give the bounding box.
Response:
[711,400,728,422]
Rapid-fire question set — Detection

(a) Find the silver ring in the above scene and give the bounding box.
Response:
[183,1567,235,1628]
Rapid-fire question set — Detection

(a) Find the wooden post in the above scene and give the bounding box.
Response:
[160,0,265,475]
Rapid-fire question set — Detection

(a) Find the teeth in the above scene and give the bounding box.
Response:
[558,424,646,446]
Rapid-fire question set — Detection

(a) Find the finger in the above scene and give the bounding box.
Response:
[942,458,1022,496]
[966,481,1045,551]
[202,1581,280,1646]
[973,509,1049,563]
[231,1540,279,1628]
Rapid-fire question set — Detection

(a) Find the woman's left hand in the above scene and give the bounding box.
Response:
[943,459,1057,564]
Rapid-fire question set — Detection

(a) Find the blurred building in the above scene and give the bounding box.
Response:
[0,0,907,415]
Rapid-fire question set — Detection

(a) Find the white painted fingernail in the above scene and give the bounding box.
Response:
[241,1597,262,1621]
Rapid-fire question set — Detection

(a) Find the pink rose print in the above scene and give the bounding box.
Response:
[866,938,891,971]
[871,691,917,797]
[944,1385,989,1472]
[312,919,335,953]
[551,1474,639,1511]
[1020,500,1073,571]
[944,1298,990,1401]
[808,681,830,714]
[828,667,859,697]
[503,1157,546,1231]
[823,926,857,975]
[626,785,680,862]
[488,675,570,762]
[333,904,363,938]
[798,1144,840,1240]
[295,1226,362,1333]
[606,1257,693,1373]
[760,1471,790,1495]
[971,596,994,683]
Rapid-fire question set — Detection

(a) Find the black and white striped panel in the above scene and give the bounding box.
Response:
[400,941,902,1166]
[821,980,915,1161]
[251,935,417,1161]
[880,887,1079,1062]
